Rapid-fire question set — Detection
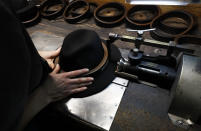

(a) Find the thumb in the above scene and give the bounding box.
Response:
[49,47,61,59]
[51,64,60,74]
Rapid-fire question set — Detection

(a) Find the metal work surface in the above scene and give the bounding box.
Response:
[169,54,201,122]
[28,15,201,130]
[110,82,185,131]
[66,77,128,131]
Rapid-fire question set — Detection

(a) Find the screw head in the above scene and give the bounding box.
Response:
[132,48,139,56]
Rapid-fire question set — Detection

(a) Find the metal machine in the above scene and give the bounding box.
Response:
[108,29,201,129]
[108,29,192,88]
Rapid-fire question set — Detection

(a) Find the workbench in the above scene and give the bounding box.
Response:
[27,6,201,130]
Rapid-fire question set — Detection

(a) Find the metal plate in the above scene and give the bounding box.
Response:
[112,77,129,86]
[66,82,127,131]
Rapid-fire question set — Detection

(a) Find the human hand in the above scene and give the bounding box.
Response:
[38,47,61,69]
[41,64,93,103]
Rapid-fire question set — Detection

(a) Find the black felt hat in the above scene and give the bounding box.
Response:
[58,29,121,98]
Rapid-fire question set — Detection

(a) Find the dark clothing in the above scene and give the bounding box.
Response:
[0,1,44,131]
[0,1,88,131]
[3,0,28,11]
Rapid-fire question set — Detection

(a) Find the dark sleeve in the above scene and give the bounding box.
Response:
[1,0,28,11]
[0,1,31,131]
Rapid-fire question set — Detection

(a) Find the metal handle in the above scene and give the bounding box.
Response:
[127,28,156,35]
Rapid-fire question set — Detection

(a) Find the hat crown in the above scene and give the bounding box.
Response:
[59,29,104,72]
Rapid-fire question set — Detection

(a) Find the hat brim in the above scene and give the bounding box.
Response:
[54,40,121,98]
[73,40,121,98]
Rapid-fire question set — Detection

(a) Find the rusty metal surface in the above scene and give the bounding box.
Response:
[110,82,185,131]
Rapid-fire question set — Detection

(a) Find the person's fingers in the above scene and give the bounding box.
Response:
[62,68,89,78]
[68,82,92,89]
[69,87,88,95]
[51,64,60,74]
[49,47,61,59]
[56,47,61,52]
[46,59,55,69]
[52,86,88,102]
[69,77,94,84]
